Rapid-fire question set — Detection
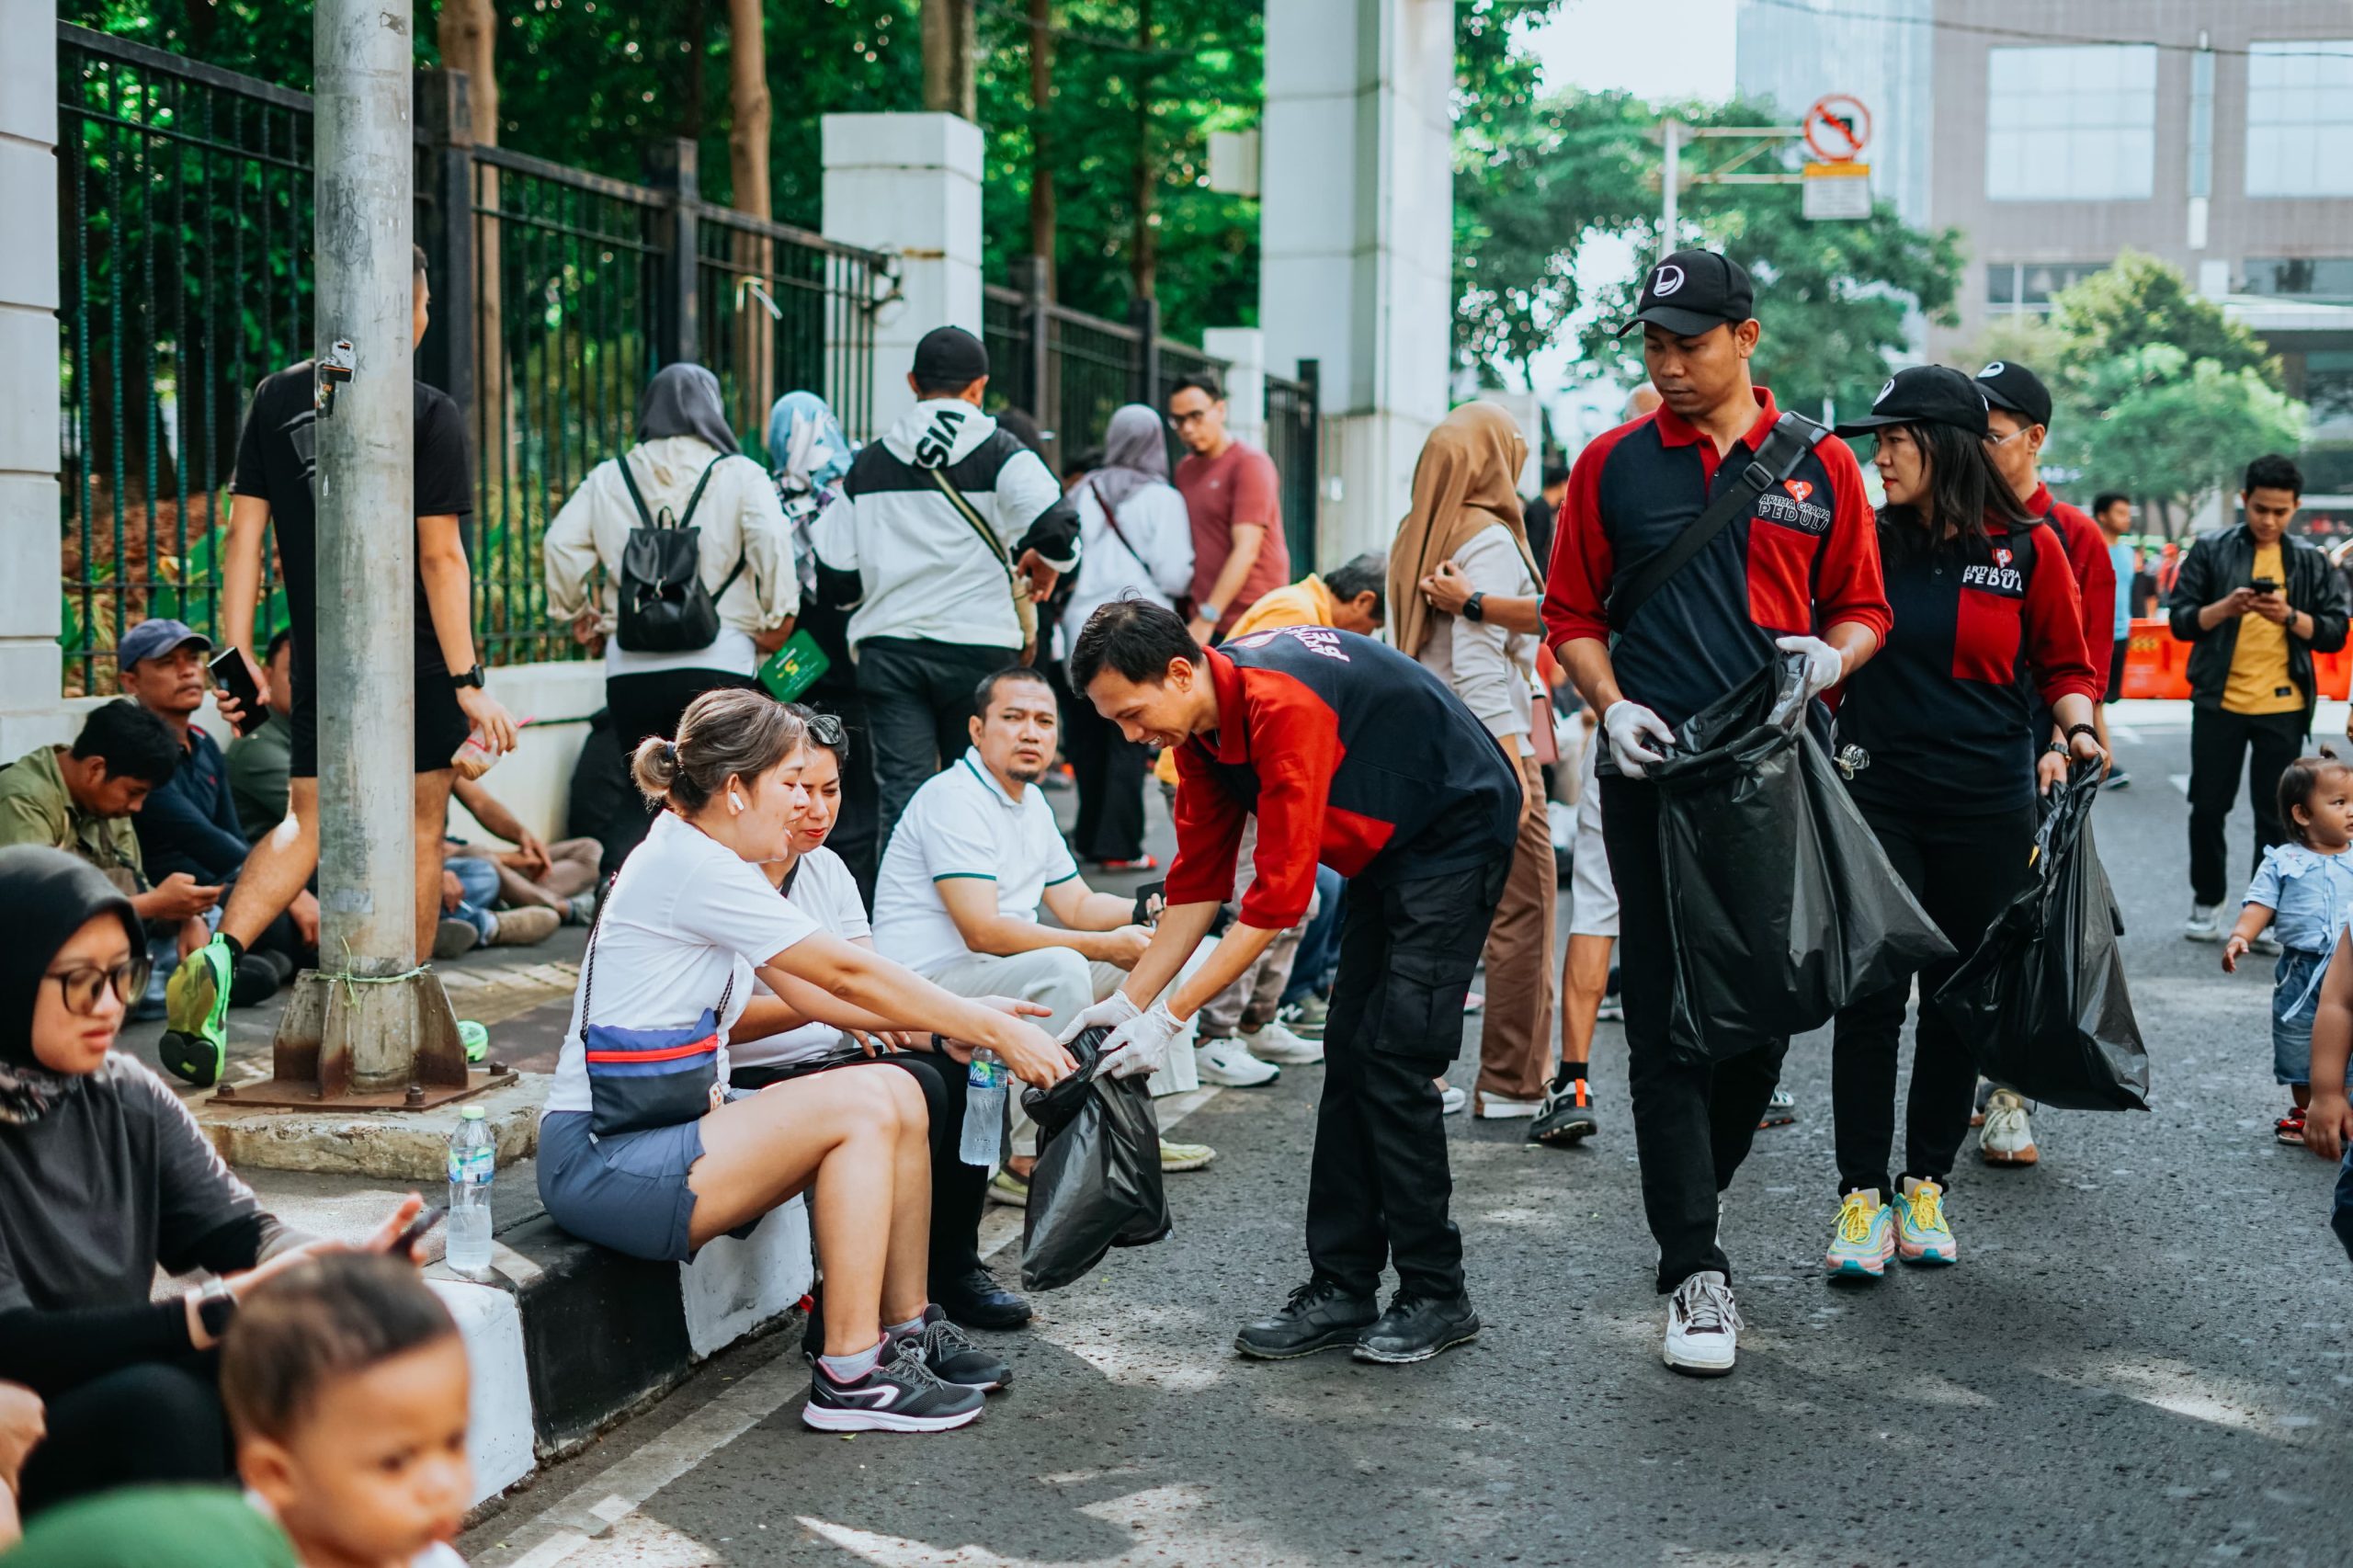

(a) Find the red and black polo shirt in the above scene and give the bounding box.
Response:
[1836,514,2101,815]
[1540,386,1892,731]
[1162,627,1522,929]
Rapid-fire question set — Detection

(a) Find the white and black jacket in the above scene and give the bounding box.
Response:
[813,399,1079,651]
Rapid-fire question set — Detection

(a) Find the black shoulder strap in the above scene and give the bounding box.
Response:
[614,453,656,528]
[1606,411,1829,632]
[1086,480,1152,573]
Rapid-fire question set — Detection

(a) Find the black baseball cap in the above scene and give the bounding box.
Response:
[911,325,991,390]
[1973,358,2053,428]
[1611,250,1756,338]
[1834,365,1990,439]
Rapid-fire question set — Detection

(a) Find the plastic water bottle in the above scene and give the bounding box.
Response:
[446,1106,495,1278]
[959,1049,1006,1167]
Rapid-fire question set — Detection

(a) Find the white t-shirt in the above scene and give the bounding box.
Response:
[544,810,821,1118]
[732,846,872,1072]
[870,755,1080,977]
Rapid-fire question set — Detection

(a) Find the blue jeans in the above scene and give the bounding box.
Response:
[2335,1144,2353,1264]
[1283,867,1346,1006]
[448,855,502,941]
[2271,946,2349,1087]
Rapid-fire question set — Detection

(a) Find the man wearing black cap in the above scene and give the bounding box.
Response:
[1540,249,1891,1377]
[815,325,1080,845]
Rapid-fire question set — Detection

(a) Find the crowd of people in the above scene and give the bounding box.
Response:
[9,234,2353,1554]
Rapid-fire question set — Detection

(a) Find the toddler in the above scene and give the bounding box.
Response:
[222,1253,472,1568]
[2222,752,2353,1144]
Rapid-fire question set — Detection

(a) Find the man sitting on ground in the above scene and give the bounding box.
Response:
[872,665,1160,1232]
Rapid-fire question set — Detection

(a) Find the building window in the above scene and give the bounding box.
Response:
[1986,261,2110,316]
[2302,352,2353,427]
[2244,258,2353,301]
[2246,41,2353,198]
[1984,45,2156,201]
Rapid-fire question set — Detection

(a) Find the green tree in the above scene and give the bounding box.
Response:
[2046,250,2280,383]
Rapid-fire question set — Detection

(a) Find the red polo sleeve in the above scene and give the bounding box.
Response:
[1812,436,1893,643]
[2026,537,2101,706]
[1230,672,1337,930]
[1541,423,1630,653]
[2056,506,2115,664]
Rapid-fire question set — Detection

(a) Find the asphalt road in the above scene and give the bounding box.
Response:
[464,710,2353,1568]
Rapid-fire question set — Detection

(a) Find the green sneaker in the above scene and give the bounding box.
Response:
[157,937,233,1088]
[458,1019,490,1064]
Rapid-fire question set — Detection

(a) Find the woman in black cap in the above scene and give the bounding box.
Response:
[1819,366,2105,1280]
[0,846,426,1519]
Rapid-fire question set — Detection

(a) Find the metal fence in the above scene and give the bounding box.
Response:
[56,23,889,688]
[1263,363,1321,574]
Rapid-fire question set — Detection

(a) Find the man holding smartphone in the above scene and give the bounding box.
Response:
[156,244,518,1088]
[2169,454,2349,944]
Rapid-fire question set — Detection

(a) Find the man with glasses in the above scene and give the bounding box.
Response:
[1168,373,1290,643]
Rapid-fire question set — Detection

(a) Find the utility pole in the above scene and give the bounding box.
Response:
[922,0,976,120]
[1660,119,1682,257]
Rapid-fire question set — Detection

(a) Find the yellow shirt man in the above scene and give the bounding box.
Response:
[2222,541,2302,715]
[1152,575,1341,787]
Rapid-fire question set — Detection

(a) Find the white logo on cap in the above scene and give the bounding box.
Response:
[1979,360,2006,379]
[1876,377,1895,404]
[1652,264,1687,298]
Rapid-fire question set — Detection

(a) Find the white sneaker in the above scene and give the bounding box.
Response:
[1979,1090,2039,1166]
[1473,1091,1542,1119]
[1438,1083,1468,1115]
[1663,1270,1743,1377]
[1241,1019,1324,1064]
[2183,903,2221,941]
[1195,1036,1280,1087]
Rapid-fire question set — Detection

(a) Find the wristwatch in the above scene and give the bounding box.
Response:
[1195,603,1223,628]
[450,663,487,690]
[195,1278,237,1340]
[1463,592,1487,623]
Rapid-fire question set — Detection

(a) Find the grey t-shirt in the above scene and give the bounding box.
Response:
[0,1055,260,1312]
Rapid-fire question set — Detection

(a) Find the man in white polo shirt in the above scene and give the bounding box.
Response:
[873,665,1158,1207]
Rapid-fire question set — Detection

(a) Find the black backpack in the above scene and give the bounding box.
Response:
[613,452,748,654]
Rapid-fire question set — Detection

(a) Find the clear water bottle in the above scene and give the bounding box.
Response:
[446,1106,495,1278]
[959,1049,1006,1167]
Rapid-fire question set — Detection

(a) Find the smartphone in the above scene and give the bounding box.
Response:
[385,1206,444,1256]
[1132,880,1166,927]
[208,647,266,735]
[2253,576,2280,595]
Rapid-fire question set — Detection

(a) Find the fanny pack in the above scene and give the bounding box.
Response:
[577,894,736,1138]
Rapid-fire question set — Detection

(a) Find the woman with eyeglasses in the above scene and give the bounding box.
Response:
[0,846,428,1521]
[1817,366,2106,1283]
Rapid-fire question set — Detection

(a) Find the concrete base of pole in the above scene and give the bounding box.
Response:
[197,1072,544,1181]
[266,968,475,1099]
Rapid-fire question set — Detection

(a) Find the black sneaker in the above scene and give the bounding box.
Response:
[898,1305,1011,1392]
[1233,1276,1377,1359]
[801,1340,984,1433]
[1529,1077,1598,1146]
[1352,1291,1481,1365]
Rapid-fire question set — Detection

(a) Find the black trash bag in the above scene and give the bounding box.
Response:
[1018,1026,1173,1290]
[1931,767,2150,1111]
[1646,655,1952,1063]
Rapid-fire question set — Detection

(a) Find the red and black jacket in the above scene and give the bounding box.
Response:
[1836,512,2100,815]
[2025,483,2115,665]
[1163,627,1522,929]
[1540,386,1892,732]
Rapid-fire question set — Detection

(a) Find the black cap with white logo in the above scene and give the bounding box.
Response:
[1833,365,1991,438]
[1610,249,1756,338]
[1972,358,2053,428]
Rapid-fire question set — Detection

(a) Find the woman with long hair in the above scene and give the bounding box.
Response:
[536,687,1073,1433]
[1822,366,2105,1278]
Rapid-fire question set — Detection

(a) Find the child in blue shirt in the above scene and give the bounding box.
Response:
[2223,752,2353,1145]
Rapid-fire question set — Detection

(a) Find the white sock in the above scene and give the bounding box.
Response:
[818,1340,882,1383]
[884,1312,926,1340]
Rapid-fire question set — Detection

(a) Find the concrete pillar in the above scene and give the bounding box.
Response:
[0,0,61,759]
[1202,326,1267,449]
[1259,0,1454,562]
[821,113,983,437]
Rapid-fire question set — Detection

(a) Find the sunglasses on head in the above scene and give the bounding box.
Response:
[803,711,847,749]
[46,955,153,1017]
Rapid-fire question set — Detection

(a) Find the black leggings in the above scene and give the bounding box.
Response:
[17,1360,229,1519]
[729,1048,986,1281]
[1831,801,2038,1197]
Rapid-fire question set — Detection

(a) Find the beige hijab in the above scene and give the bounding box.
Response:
[1388,401,1536,659]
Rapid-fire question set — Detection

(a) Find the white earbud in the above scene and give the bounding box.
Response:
[730,790,746,812]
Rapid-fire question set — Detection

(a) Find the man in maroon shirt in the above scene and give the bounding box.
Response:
[1542,251,1891,1377]
[1169,373,1292,642]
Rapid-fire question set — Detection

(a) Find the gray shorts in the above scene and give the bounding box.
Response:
[537,1110,706,1263]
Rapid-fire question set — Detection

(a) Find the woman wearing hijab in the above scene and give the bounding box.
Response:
[1058,404,1196,867]
[545,362,799,778]
[0,846,426,1520]
[1389,402,1555,1119]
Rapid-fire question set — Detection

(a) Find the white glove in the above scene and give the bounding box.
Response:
[1054,990,1140,1047]
[1774,635,1846,701]
[1095,1001,1184,1080]
[1601,699,1677,778]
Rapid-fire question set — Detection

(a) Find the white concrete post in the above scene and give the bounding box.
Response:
[821,113,983,437]
[1259,0,1454,563]
[0,0,62,760]
[1202,326,1267,450]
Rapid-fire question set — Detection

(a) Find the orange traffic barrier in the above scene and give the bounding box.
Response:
[2120,615,2353,701]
